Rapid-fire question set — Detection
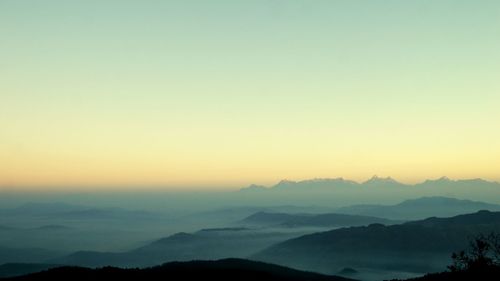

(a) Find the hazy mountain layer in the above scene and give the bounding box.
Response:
[336,196,500,220]
[0,264,61,279]
[51,228,307,267]
[239,211,397,227]
[253,210,500,279]
[239,177,500,206]
[0,248,62,265]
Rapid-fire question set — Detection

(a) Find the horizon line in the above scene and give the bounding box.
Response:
[1,175,499,193]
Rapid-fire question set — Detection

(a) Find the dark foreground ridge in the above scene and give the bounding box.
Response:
[0,258,356,281]
[390,265,500,281]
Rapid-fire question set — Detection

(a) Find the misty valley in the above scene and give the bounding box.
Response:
[3,1,500,280]
[1,178,500,281]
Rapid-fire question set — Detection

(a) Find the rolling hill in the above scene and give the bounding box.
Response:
[390,265,500,281]
[51,228,305,267]
[240,211,396,228]
[0,259,355,281]
[253,210,500,279]
[0,264,61,279]
[0,247,62,265]
[336,196,500,220]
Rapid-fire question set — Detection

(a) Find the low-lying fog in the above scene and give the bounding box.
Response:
[1,177,500,280]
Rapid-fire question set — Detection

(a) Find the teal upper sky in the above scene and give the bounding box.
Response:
[1,1,499,189]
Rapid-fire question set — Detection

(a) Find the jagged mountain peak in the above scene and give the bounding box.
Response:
[363,175,401,185]
[240,184,267,192]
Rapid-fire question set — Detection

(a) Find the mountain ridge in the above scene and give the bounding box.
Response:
[241,177,499,191]
[239,211,397,228]
[336,196,500,220]
[0,258,356,281]
[252,210,500,278]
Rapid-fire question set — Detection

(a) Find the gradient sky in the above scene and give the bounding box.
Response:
[1,0,499,190]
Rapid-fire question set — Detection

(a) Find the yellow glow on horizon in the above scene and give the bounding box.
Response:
[1,1,499,190]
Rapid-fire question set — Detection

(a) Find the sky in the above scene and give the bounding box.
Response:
[1,0,499,190]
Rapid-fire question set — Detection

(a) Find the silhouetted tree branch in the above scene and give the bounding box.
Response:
[449,232,500,272]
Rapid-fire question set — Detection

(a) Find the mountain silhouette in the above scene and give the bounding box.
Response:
[51,228,302,268]
[240,184,267,192]
[336,196,500,220]
[362,175,404,186]
[253,210,500,276]
[243,177,500,191]
[258,178,360,191]
[0,264,61,278]
[0,259,355,281]
[240,211,396,227]
[390,265,500,281]
[0,247,62,265]
[237,177,500,207]
[241,177,499,191]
